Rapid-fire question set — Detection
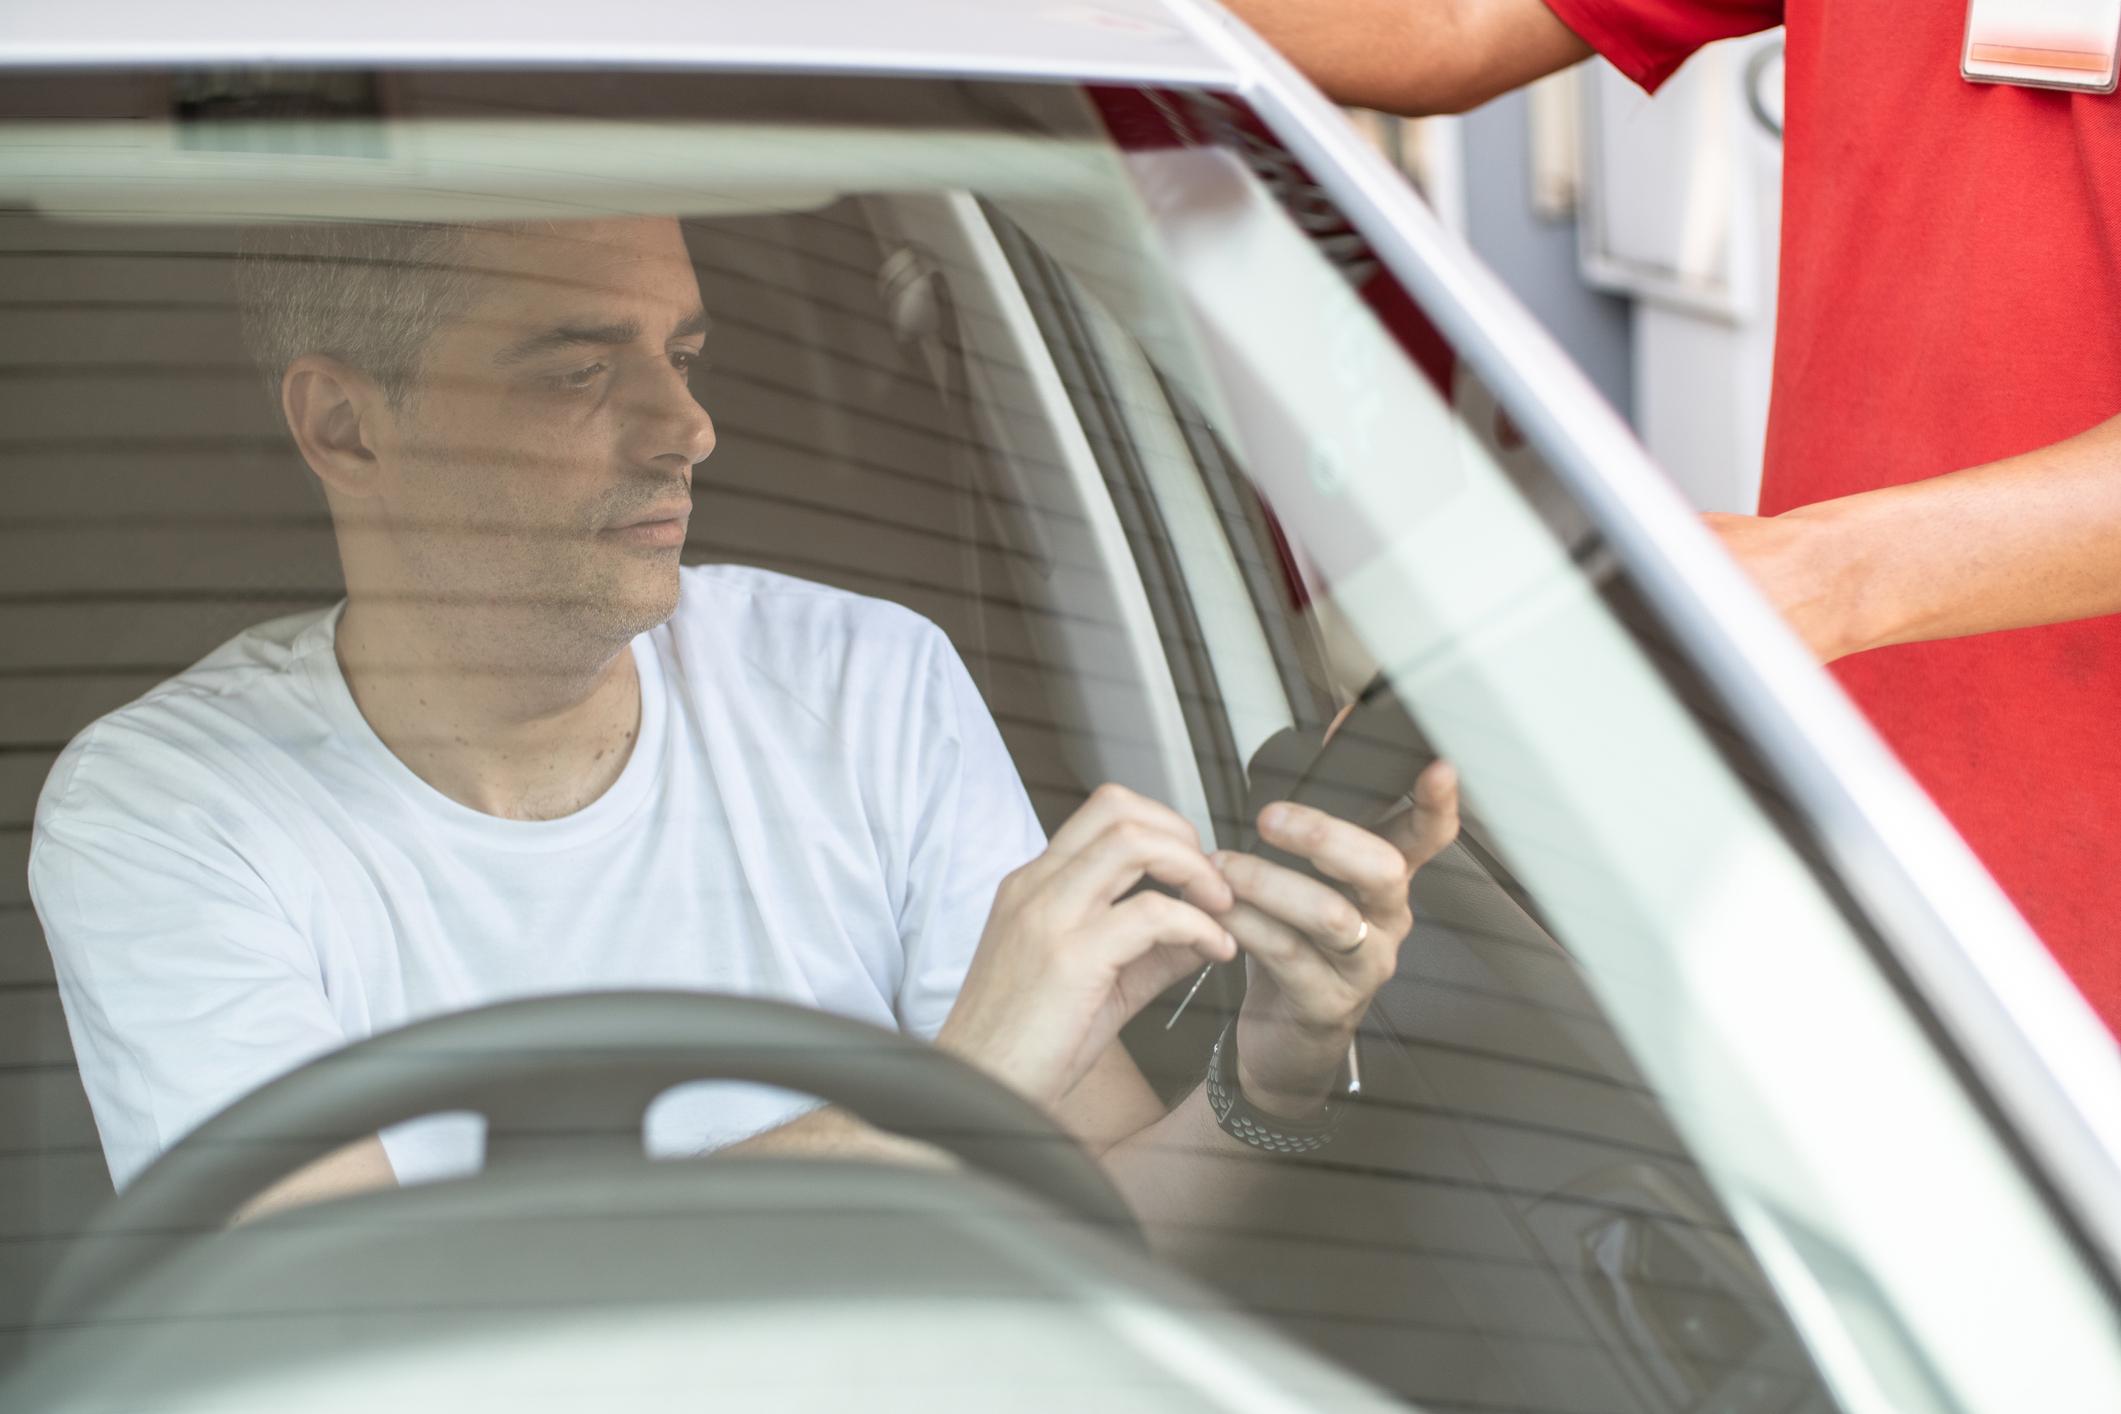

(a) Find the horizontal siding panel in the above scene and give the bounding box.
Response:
[0,1238,80,1365]
[725,375,1081,514]
[1163,1163,1539,1269]
[1412,927,1592,1013]
[0,831,28,907]
[0,368,271,445]
[0,1067,98,1156]
[0,525,339,598]
[0,753,58,829]
[1190,1234,1607,1359]
[0,450,316,521]
[0,988,71,1067]
[0,1149,113,1240]
[1381,967,1642,1097]
[1407,1046,1683,1164]
[0,306,248,369]
[0,601,297,675]
[0,911,56,986]
[0,250,235,306]
[0,674,169,746]
[1456,1112,1717,1218]
[706,438,1000,548]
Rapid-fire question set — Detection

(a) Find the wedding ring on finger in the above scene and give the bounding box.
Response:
[1324,916,1369,956]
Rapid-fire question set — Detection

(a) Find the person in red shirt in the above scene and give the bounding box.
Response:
[1228,0,2121,1035]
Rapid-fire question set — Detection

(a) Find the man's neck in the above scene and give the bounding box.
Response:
[334,598,644,821]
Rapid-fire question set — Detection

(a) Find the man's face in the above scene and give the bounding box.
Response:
[370,217,715,653]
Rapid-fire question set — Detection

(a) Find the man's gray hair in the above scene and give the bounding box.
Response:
[236,221,485,411]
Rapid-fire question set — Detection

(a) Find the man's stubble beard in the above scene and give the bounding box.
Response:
[400,528,681,685]
[390,443,685,687]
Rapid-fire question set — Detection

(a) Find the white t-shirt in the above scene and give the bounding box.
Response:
[30,565,1046,1190]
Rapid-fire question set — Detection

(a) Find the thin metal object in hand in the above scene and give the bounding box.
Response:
[1164,962,1214,1030]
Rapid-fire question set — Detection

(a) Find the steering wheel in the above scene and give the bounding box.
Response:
[41,992,1141,1326]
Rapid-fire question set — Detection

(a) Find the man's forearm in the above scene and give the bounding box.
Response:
[736,1087,1298,1262]
[1094,1082,1311,1254]
[721,1105,950,1167]
[726,1084,1290,1255]
[1763,412,2121,658]
[1221,0,1593,116]
[236,1135,398,1223]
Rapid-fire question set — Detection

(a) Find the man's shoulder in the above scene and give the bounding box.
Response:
[660,565,958,736]
[34,607,340,831]
[669,564,946,667]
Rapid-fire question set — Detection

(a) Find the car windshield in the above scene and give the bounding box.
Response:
[0,68,2111,1414]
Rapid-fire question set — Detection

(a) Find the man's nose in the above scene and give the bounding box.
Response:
[627,366,717,469]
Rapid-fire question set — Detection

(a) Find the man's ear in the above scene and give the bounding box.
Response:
[281,355,389,499]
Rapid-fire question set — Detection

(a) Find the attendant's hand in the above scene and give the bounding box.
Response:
[936,785,1236,1107]
[1218,760,1459,1119]
[1703,508,1872,662]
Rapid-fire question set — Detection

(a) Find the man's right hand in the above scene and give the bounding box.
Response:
[934,784,1238,1107]
[1223,0,1592,117]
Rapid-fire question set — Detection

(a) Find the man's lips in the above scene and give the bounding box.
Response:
[601,503,692,549]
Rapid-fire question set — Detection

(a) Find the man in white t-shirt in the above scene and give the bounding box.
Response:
[29,214,1459,1217]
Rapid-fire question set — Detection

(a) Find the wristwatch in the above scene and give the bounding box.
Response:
[1204,1020,1342,1155]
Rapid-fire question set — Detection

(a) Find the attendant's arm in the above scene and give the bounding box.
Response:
[1221,0,1592,115]
[1708,412,2121,661]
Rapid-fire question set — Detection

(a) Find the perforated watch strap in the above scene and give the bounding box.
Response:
[1204,1021,1339,1155]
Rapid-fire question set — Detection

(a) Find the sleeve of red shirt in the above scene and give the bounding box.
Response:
[1539,0,1784,93]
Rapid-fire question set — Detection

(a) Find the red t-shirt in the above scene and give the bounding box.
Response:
[1540,0,2121,1031]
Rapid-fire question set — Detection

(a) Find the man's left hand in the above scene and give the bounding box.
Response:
[1213,759,1460,1120]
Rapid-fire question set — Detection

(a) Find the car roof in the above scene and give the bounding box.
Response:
[0,0,1247,86]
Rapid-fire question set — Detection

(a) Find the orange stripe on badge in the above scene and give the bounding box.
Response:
[1968,41,2114,72]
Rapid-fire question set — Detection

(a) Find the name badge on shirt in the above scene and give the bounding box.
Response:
[1965,0,2121,92]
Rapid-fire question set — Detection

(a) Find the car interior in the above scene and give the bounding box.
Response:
[0,74,1842,1414]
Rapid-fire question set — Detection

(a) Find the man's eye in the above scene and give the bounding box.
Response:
[552,362,607,390]
[671,350,705,377]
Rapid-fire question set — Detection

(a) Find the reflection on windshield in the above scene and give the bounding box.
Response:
[1,75,1842,1414]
